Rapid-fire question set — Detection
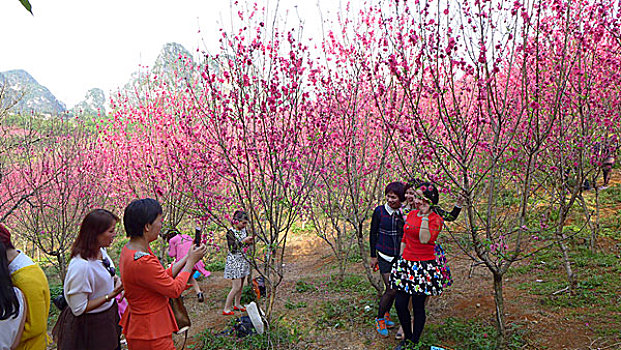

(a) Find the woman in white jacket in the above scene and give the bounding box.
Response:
[53,209,124,350]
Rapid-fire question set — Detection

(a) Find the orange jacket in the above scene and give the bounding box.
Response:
[119,246,190,341]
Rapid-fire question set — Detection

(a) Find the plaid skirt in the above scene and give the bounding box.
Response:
[390,258,444,296]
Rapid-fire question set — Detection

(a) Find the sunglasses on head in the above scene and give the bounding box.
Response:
[101,257,116,278]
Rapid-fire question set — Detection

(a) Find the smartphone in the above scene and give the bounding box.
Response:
[194,227,202,246]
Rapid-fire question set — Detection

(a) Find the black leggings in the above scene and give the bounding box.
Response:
[377,272,397,319]
[395,291,427,343]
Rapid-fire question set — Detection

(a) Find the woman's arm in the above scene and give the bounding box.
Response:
[369,208,381,267]
[226,230,242,253]
[170,254,188,277]
[138,245,207,299]
[420,215,443,245]
[83,277,123,313]
[400,242,406,256]
[419,217,431,244]
[369,208,380,257]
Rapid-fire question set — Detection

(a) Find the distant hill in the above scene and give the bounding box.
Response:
[70,88,106,117]
[0,70,66,115]
[122,42,197,97]
[0,42,208,117]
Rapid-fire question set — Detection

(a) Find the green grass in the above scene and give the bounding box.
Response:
[599,210,621,238]
[598,184,621,204]
[290,221,316,236]
[425,317,528,350]
[204,259,225,272]
[346,250,363,263]
[240,285,255,305]
[325,273,376,296]
[47,283,64,328]
[572,249,619,268]
[505,263,533,277]
[517,245,620,310]
[284,298,308,310]
[294,279,315,293]
[191,317,299,350]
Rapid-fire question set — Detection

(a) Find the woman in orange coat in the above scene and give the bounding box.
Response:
[119,199,207,349]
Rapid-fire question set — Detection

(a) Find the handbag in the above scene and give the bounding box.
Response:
[52,294,68,311]
[169,296,191,333]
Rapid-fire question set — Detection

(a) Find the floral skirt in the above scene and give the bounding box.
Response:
[223,252,250,280]
[390,258,444,296]
[435,244,453,288]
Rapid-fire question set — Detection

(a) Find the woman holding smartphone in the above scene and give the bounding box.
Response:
[119,199,207,349]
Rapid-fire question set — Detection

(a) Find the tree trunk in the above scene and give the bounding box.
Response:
[265,282,277,323]
[57,252,67,282]
[591,188,601,253]
[557,235,577,293]
[356,234,383,295]
[577,195,598,252]
[493,272,507,350]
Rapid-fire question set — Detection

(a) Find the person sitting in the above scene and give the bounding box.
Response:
[0,224,50,350]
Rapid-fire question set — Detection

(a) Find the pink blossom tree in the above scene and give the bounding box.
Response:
[10,118,111,280]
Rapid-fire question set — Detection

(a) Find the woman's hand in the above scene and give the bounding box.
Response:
[242,236,254,244]
[112,276,124,296]
[187,244,208,265]
[369,257,378,269]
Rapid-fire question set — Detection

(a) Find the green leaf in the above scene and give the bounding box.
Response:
[19,0,33,15]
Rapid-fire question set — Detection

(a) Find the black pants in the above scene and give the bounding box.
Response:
[377,255,397,319]
[395,291,427,344]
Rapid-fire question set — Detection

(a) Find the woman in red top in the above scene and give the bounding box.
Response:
[119,199,207,350]
[390,182,444,349]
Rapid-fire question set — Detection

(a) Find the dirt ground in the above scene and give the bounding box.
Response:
[177,172,621,350]
[178,235,618,350]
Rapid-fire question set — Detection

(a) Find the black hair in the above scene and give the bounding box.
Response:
[162,227,181,242]
[0,241,20,320]
[404,178,422,193]
[123,198,163,237]
[416,181,439,206]
[385,182,406,202]
[232,210,248,222]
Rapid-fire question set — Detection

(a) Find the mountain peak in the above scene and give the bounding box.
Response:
[70,88,107,117]
[0,70,66,115]
[154,42,194,67]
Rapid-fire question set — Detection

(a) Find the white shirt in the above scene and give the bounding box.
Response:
[384,203,398,216]
[8,251,35,275]
[0,288,26,350]
[64,248,115,316]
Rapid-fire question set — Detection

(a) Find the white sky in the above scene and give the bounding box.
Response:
[0,0,344,107]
